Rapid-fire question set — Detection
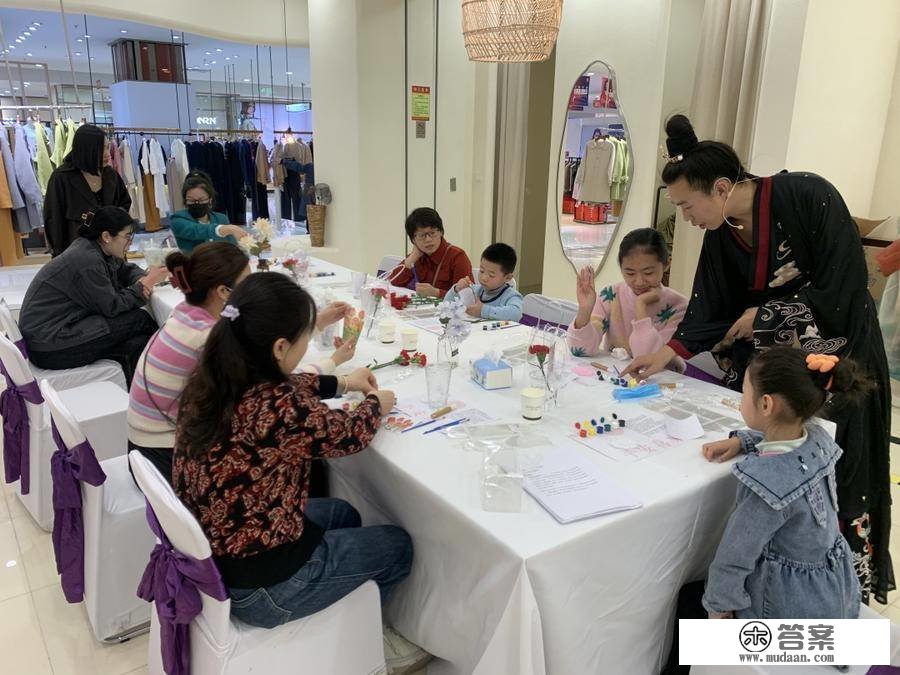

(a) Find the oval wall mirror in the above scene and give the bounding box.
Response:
[556,60,632,276]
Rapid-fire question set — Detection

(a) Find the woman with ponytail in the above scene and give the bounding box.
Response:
[19,206,167,385]
[700,347,872,619]
[172,274,431,674]
[128,242,251,478]
[622,114,893,604]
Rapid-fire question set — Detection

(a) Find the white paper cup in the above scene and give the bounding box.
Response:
[521,387,546,420]
[401,328,418,350]
[458,286,477,307]
[378,320,396,344]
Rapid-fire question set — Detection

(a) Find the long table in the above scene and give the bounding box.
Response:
[151,257,746,675]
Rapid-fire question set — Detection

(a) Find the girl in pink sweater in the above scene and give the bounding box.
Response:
[568,228,688,358]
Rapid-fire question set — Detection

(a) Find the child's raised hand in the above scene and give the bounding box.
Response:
[455,277,472,292]
[575,265,597,311]
[346,367,378,394]
[702,437,742,463]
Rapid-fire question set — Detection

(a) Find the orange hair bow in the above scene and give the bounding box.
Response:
[806,353,839,390]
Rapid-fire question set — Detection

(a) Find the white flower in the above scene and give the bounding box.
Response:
[238,235,256,252]
[254,218,274,240]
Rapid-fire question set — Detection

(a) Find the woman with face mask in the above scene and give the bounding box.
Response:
[170,171,248,252]
[622,114,892,608]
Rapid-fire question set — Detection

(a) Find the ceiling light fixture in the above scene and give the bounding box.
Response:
[14,39,22,43]
[23,31,31,36]
[211,60,216,64]
[33,21,41,26]
[120,29,128,34]
[35,64,42,68]
[286,71,292,75]
[26,52,32,56]
[204,51,211,55]
[75,52,81,56]
[83,34,91,39]
[76,38,82,42]
[225,57,230,61]
[243,78,250,82]
[215,48,222,52]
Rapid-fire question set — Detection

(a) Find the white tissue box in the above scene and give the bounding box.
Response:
[471,358,513,390]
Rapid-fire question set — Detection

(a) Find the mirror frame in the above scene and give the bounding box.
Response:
[555,59,634,278]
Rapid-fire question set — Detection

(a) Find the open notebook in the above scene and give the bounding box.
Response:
[522,446,642,524]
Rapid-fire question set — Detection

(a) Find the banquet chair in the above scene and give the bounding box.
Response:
[521,293,578,329]
[41,380,153,642]
[129,451,387,675]
[377,254,404,279]
[0,333,129,531]
[0,299,127,391]
[688,604,900,674]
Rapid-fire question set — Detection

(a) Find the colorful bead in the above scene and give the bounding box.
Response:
[590,419,597,426]
[575,422,581,429]
[579,429,587,438]
[619,419,625,428]
[612,413,618,420]
[605,424,611,432]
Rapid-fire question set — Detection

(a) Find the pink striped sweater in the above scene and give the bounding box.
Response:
[128,302,335,448]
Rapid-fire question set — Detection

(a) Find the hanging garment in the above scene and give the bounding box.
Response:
[120,140,145,224]
[12,125,42,233]
[0,128,25,214]
[149,138,170,217]
[52,118,66,166]
[44,123,54,159]
[22,122,37,161]
[63,118,78,159]
[254,140,270,220]
[269,142,285,188]
[574,138,614,204]
[282,138,312,166]
[139,139,162,232]
[167,139,189,213]
[0,152,13,210]
[224,141,247,225]
[33,121,54,195]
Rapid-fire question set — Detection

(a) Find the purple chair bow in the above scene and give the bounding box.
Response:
[13,337,28,359]
[0,360,43,494]
[49,421,106,603]
[137,502,228,675]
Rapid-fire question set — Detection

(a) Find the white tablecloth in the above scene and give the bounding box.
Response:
[151,257,747,675]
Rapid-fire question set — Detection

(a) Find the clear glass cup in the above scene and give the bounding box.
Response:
[425,363,453,408]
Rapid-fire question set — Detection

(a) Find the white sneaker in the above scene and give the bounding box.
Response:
[383,624,433,675]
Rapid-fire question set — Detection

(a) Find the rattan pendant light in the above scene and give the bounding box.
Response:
[462,0,563,62]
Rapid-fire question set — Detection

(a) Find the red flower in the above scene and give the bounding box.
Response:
[372,288,388,299]
[415,353,427,366]
[528,344,551,356]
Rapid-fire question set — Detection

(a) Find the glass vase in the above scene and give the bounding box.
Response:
[436,333,459,367]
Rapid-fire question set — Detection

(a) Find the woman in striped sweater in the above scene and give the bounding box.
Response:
[128,242,357,480]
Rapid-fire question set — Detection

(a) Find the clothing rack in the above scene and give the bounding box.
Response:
[275,129,312,135]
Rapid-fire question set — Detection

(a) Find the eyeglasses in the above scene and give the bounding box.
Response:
[185,198,212,206]
[414,230,441,243]
[118,230,135,243]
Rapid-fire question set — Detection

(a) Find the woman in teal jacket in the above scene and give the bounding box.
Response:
[170,171,248,252]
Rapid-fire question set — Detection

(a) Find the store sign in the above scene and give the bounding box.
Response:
[196,116,218,126]
[286,102,312,113]
[411,85,431,121]
[568,75,589,111]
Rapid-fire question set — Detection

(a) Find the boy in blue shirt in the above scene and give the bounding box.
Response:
[445,243,523,321]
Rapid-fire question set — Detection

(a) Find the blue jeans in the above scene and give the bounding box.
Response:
[228,498,412,628]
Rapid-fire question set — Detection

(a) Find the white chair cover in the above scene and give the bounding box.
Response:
[377,254,404,277]
[521,293,578,327]
[41,381,153,642]
[129,451,387,675]
[0,299,127,391]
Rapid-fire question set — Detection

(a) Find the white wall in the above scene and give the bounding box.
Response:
[0,0,310,46]
[871,44,900,218]
[784,0,900,217]
[543,0,672,300]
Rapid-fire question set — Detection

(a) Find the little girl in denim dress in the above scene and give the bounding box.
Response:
[701,347,868,619]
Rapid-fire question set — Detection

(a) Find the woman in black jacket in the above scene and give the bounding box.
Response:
[43,124,131,257]
[19,207,168,386]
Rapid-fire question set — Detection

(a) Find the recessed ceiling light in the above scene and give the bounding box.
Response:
[90,56,95,61]
[243,78,250,82]
[14,39,22,43]
[215,48,222,52]
[25,52,32,57]
[23,31,31,36]
[76,38,83,43]
[33,21,41,26]
[286,71,293,75]
[5,560,16,568]
[225,57,230,61]
[211,60,216,64]
[35,64,42,68]
[233,55,239,59]
[204,51,211,55]
[3,90,8,94]
[173,35,180,40]
[75,52,81,56]
[8,46,15,50]
[83,34,91,39]
[23,82,30,87]
[13,86,19,90]
[120,29,128,34]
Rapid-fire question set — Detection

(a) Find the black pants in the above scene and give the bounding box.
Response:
[283,169,303,222]
[29,308,158,388]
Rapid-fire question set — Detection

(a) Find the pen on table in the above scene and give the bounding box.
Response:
[590,362,609,372]
[402,418,438,433]
[423,417,469,435]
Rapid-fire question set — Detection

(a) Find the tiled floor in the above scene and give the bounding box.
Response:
[0,409,898,674]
